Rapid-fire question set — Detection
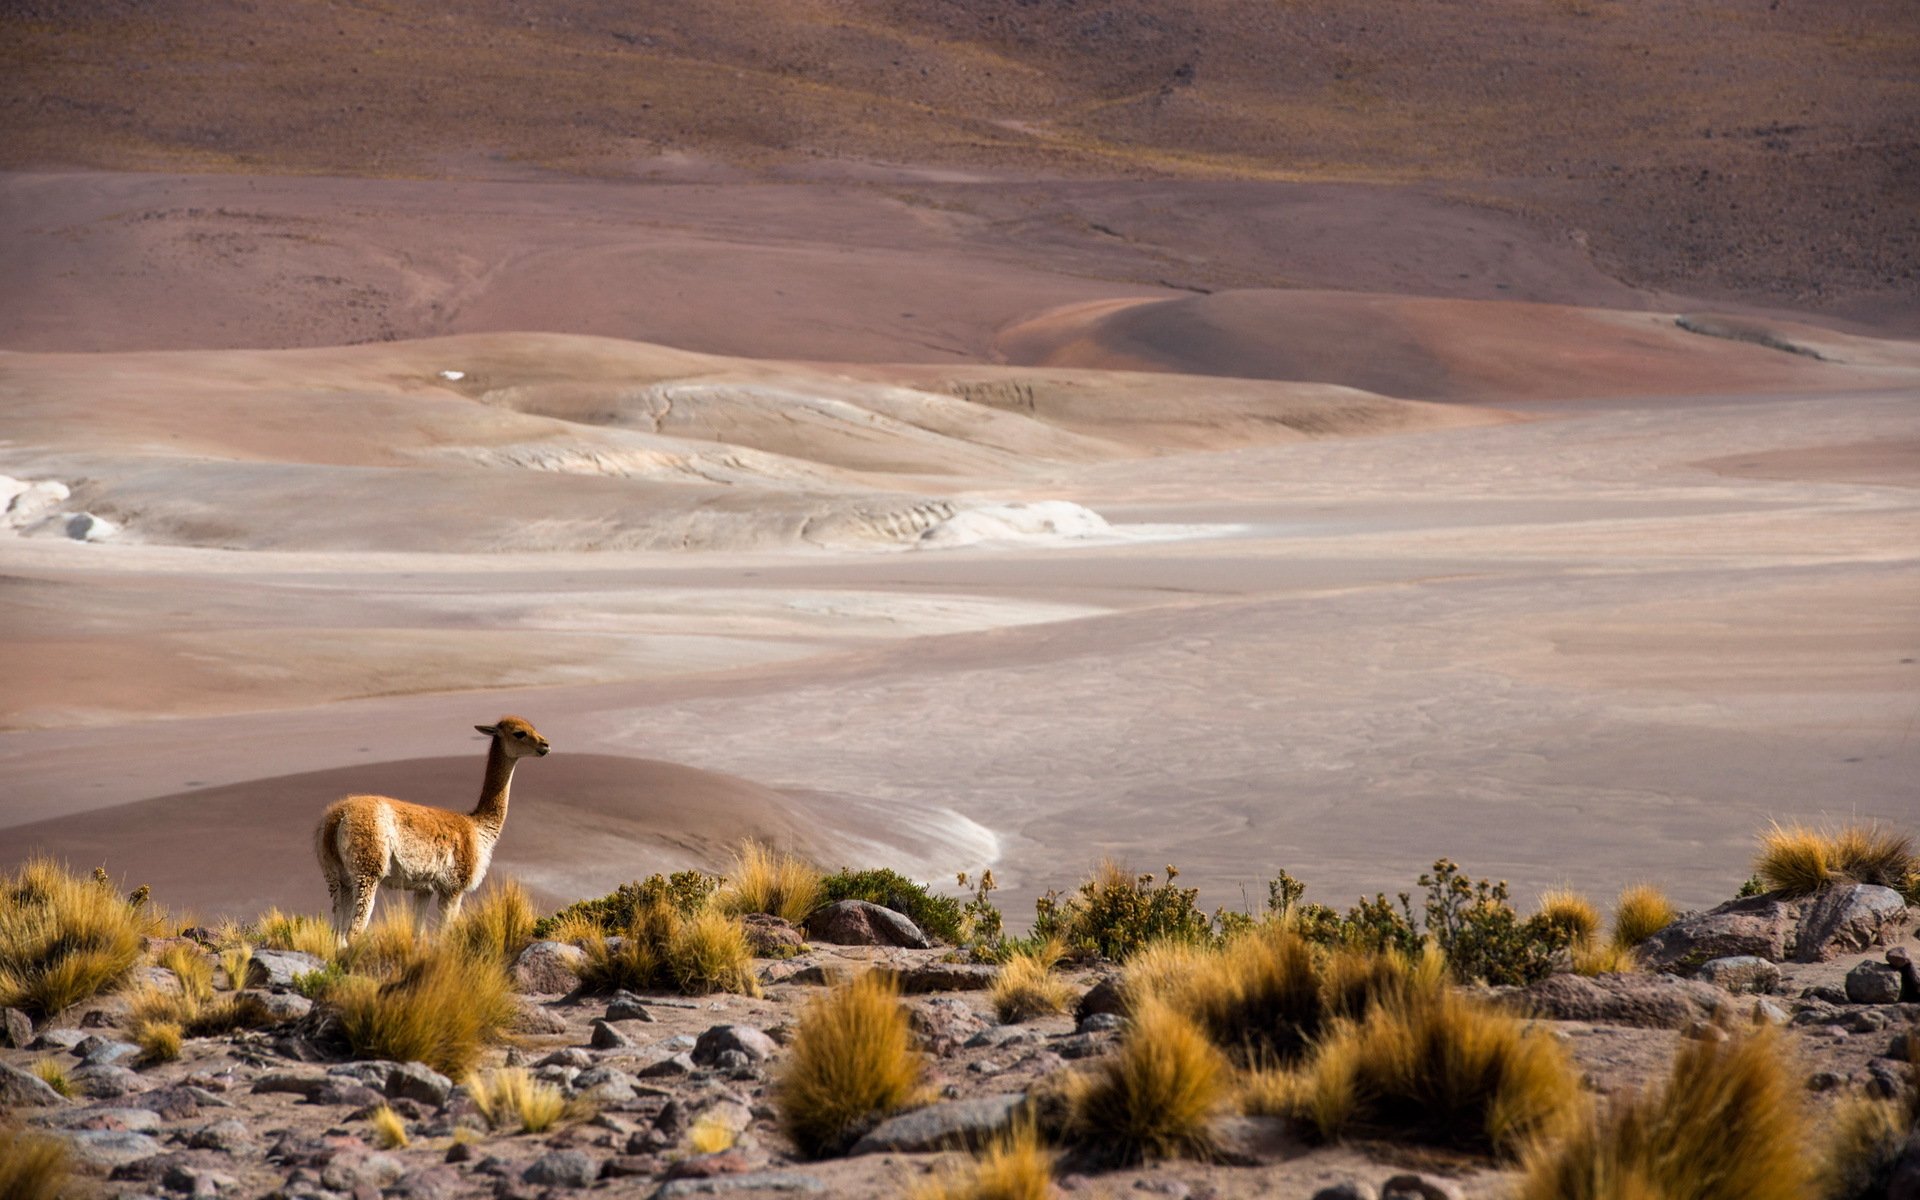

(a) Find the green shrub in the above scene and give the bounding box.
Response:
[1034,862,1213,962]
[532,871,720,938]
[819,868,965,944]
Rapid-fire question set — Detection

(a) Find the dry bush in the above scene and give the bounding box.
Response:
[992,940,1075,1024]
[1123,938,1211,1006]
[255,908,339,960]
[338,907,434,979]
[29,1058,72,1098]
[334,943,515,1077]
[1236,1065,1300,1117]
[1821,1094,1909,1200]
[577,899,760,997]
[1536,888,1602,947]
[1516,1030,1813,1200]
[1830,823,1915,890]
[719,841,823,926]
[1609,885,1676,948]
[1756,822,1836,896]
[1298,986,1582,1158]
[1572,941,1640,977]
[541,911,602,946]
[1069,998,1227,1164]
[126,977,273,1044]
[449,880,538,965]
[218,945,253,991]
[137,1019,183,1064]
[777,972,923,1158]
[0,857,154,1018]
[368,1104,410,1149]
[0,1125,69,1200]
[158,942,215,1001]
[908,1121,1053,1200]
[467,1067,572,1133]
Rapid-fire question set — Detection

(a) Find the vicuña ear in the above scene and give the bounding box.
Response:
[475,724,499,736]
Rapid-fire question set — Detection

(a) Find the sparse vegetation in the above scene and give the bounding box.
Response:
[576,899,760,997]
[909,1122,1053,1200]
[1571,940,1640,976]
[254,907,339,959]
[1516,1030,1813,1200]
[218,945,253,991]
[1035,861,1214,962]
[1610,884,1676,948]
[1536,888,1602,947]
[338,907,435,979]
[689,1110,738,1154]
[137,1019,183,1064]
[991,939,1075,1023]
[776,972,923,1158]
[29,1058,72,1098]
[448,880,538,965]
[819,868,966,945]
[466,1067,572,1134]
[0,857,156,1018]
[1068,997,1226,1164]
[0,1125,69,1200]
[333,943,516,1076]
[158,941,215,1000]
[368,1105,410,1149]
[292,962,347,1000]
[719,841,823,925]
[1755,821,1915,897]
[1296,984,1583,1157]
[532,871,722,939]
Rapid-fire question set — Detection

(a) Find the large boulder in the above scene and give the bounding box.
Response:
[880,963,1000,994]
[246,949,328,989]
[803,900,932,948]
[1796,885,1909,963]
[1638,895,1799,970]
[1847,961,1905,1005]
[513,941,587,994]
[1517,972,1727,1030]
[1695,956,1783,995]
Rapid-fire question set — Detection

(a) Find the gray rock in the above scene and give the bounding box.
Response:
[254,1072,330,1098]
[246,949,328,989]
[1077,1012,1126,1034]
[244,990,313,1022]
[1808,1070,1845,1092]
[513,941,586,994]
[1867,1057,1908,1100]
[849,1094,1025,1154]
[1075,975,1127,1021]
[711,1049,755,1077]
[73,1036,141,1066]
[802,900,931,949]
[1209,1115,1298,1166]
[639,1054,696,1079]
[1,1006,33,1048]
[327,1060,397,1089]
[0,1062,68,1106]
[42,1105,162,1132]
[1888,945,1920,1002]
[1695,956,1782,994]
[910,997,988,1056]
[884,963,1000,993]
[387,1061,454,1107]
[509,998,571,1035]
[1054,1033,1108,1060]
[536,1064,580,1088]
[539,1048,595,1069]
[1639,894,1798,970]
[1751,998,1791,1026]
[655,1173,826,1196]
[311,1080,385,1107]
[319,1150,406,1191]
[388,1166,466,1200]
[1382,1175,1465,1200]
[1796,885,1909,963]
[1848,961,1905,1005]
[70,1063,146,1098]
[1847,1008,1893,1033]
[591,1019,635,1050]
[1803,984,1851,1005]
[606,991,657,1023]
[186,1118,257,1153]
[161,1161,239,1196]
[62,1129,164,1168]
[522,1149,600,1188]
[692,1025,779,1066]
[30,1028,87,1051]
[1311,1185,1377,1200]
[574,1066,641,1105]
[1517,972,1726,1029]
[739,914,805,958]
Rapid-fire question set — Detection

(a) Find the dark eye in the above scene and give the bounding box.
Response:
[513,731,526,739]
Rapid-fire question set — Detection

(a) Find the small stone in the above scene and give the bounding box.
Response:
[802,899,932,949]
[1075,976,1127,1022]
[692,1025,779,1066]
[1866,1057,1908,1100]
[849,1094,1025,1154]
[1077,1012,1126,1034]
[1848,961,1904,1005]
[1847,1009,1892,1033]
[1683,1020,1729,1042]
[329,1061,397,1089]
[386,1062,454,1108]
[246,949,328,989]
[1311,1185,1377,1200]
[1751,998,1791,1026]
[969,1060,1006,1076]
[254,1072,331,1098]
[639,1053,696,1079]
[539,1048,594,1069]
[910,998,989,1056]
[162,1162,238,1197]
[603,1154,659,1178]
[70,1063,147,1098]
[739,914,806,958]
[574,1066,641,1105]
[770,961,853,987]
[1381,1174,1465,1200]
[512,942,586,995]
[664,1150,757,1181]
[61,1129,164,1169]
[508,999,570,1035]
[319,1150,406,1191]
[187,1118,258,1153]
[1519,973,1727,1030]
[312,1081,386,1108]
[1054,1033,1107,1060]
[712,1049,754,1076]
[1,1007,34,1048]
[1695,956,1783,995]
[1807,1071,1845,1092]
[1802,984,1850,1005]
[605,992,656,1023]
[590,1019,635,1050]
[0,1062,67,1106]
[521,1149,600,1188]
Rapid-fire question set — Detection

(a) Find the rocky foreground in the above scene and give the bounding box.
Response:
[4,892,1918,1200]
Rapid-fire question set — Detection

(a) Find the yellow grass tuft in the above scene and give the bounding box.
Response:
[1572,941,1641,976]
[1237,1065,1302,1117]
[992,939,1075,1024]
[1830,822,1915,889]
[466,1067,571,1134]
[334,943,515,1077]
[1122,937,1212,1007]
[718,840,823,926]
[449,880,538,965]
[29,1058,72,1099]
[542,912,601,946]
[218,945,253,992]
[1069,998,1227,1163]
[0,857,152,1019]
[1755,822,1835,897]
[137,1019,183,1064]
[1820,1094,1910,1199]
[368,1105,410,1149]
[158,942,215,1002]
[339,907,434,979]
[689,1110,738,1154]
[254,908,339,960]
[0,1125,70,1200]
[578,899,760,997]
[776,971,923,1158]
[1536,888,1602,947]
[1298,985,1583,1158]
[1516,1030,1813,1200]
[1609,884,1676,949]
[909,1121,1054,1200]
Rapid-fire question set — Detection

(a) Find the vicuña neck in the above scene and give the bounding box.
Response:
[471,739,516,837]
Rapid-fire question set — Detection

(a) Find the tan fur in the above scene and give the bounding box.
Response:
[316,716,550,938]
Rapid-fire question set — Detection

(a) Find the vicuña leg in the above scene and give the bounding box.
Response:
[437,890,466,926]
[346,880,380,939]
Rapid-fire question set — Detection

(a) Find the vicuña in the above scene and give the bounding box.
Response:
[316,716,550,938]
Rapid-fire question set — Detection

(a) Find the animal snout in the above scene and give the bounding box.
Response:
[536,744,551,756]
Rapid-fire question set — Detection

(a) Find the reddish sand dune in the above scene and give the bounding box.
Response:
[998,291,1920,403]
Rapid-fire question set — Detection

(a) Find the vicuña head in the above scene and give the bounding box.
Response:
[315,715,551,938]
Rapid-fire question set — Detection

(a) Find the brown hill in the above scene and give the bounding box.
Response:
[2,0,1915,326]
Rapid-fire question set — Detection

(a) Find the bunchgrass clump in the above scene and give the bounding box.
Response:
[338,907,433,979]
[466,1068,571,1133]
[908,1122,1053,1200]
[719,841,823,926]
[1830,823,1915,890]
[1297,986,1582,1158]
[776,972,923,1158]
[1610,884,1676,948]
[1068,998,1226,1164]
[689,1110,739,1154]
[126,975,274,1045]
[818,868,966,944]
[333,943,515,1077]
[1571,941,1640,976]
[136,1019,183,1064]
[218,945,253,992]
[369,1104,409,1149]
[254,907,339,960]
[449,880,538,965]
[29,1059,72,1099]
[0,858,155,1018]
[1755,822,1835,897]
[1516,1030,1812,1200]
[1536,888,1602,947]
[577,899,760,997]
[0,1125,69,1200]
[533,871,721,939]
[991,940,1075,1024]
[158,942,215,1001]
